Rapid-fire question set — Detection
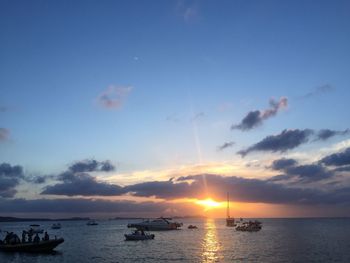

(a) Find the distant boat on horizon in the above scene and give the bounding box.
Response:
[87,220,98,226]
[226,193,235,227]
[127,217,182,231]
[51,223,61,229]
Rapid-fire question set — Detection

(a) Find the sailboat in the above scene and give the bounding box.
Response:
[226,192,235,227]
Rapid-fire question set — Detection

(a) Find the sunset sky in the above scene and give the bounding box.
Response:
[1,0,350,218]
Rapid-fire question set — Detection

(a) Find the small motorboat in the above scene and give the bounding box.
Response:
[188,225,198,229]
[51,223,61,229]
[27,224,44,234]
[86,220,98,226]
[0,238,64,253]
[124,230,155,241]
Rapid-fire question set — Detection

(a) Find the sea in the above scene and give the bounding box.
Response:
[1,218,350,263]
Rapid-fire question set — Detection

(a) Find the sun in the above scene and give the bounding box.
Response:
[195,198,223,210]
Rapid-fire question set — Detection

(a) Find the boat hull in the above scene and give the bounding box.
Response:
[124,234,154,241]
[0,238,64,253]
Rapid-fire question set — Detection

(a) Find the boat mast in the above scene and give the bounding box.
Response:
[227,192,230,219]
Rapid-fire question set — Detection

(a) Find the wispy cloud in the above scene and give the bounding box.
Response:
[0,128,10,142]
[231,97,288,131]
[97,85,132,110]
[191,112,205,122]
[217,141,235,151]
[300,84,334,99]
[176,0,198,22]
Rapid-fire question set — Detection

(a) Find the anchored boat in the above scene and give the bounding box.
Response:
[124,230,155,241]
[0,238,64,253]
[127,217,182,231]
[226,193,235,227]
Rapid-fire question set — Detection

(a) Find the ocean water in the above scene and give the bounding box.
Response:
[1,218,350,263]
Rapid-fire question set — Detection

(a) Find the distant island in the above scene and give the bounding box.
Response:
[0,216,90,222]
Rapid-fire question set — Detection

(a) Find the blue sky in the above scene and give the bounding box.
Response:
[1,0,350,217]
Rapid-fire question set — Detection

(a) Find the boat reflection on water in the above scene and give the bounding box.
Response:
[201,219,222,262]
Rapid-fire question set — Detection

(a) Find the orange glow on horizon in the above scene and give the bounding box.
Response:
[195,198,224,211]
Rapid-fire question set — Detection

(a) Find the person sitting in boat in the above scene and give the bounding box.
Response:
[28,232,33,243]
[44,231,49,241]
[33,233,40,243]
[22,230,27,243]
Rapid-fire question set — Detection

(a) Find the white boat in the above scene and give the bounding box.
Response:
[124,230,155,241]
[27,224,44,234]
[51,223,61,229]
[127,217,182,231]
[86,220,98,226]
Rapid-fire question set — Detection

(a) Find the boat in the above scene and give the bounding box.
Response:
[27,224,44,234]
[188,225,198,229]
[235,220,262,232]
[127,217,182,231]
[226,193,235,227]
[51,223,61,229]
[0,238,64,253]
[86,220,98,226]
[124,230,155,241]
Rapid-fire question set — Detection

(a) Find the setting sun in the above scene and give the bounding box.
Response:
[195,198,223,210]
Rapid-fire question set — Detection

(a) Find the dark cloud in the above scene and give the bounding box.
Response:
[333,165,350,172]
[0,128,10,141]
[41,172,124,196]
[271,158,298,170]
[315,129,349,141]
[126,173,350,205]
[217,141,235,151]
[301,84,334,99]
[97,85,132,109]
[238,129,314,157]
[0,163,24,198]
[69,159,115,173]
[231,97,287,131]
[320,147,350,167]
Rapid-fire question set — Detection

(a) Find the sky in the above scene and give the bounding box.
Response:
[1,0,350,218]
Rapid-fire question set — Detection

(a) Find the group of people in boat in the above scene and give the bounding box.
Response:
[1,231,50,245]
[235,220,262,232]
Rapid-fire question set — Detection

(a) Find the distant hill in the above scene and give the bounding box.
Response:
[0,216,90,222]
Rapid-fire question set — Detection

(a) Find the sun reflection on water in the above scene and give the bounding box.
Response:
[202,218,222,262]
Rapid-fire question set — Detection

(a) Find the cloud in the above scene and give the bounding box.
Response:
[0,128,10,142]
[41,159,119,196]
[0,163,24,198]
[270,164,334,183]
[231,97,287,131]
[126,174,350,205]
[191,112,205,122]
[238,129,313,157]
[69,159,115,173]
[301,84,334,99]
[97,85,132,109]
[41,171,124,196]
[166,113,180,122]
[176,0,198,22]
[217,141,235,151]
[320,147,350,167]
[271,158,298,170]
[315,129,349,141]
